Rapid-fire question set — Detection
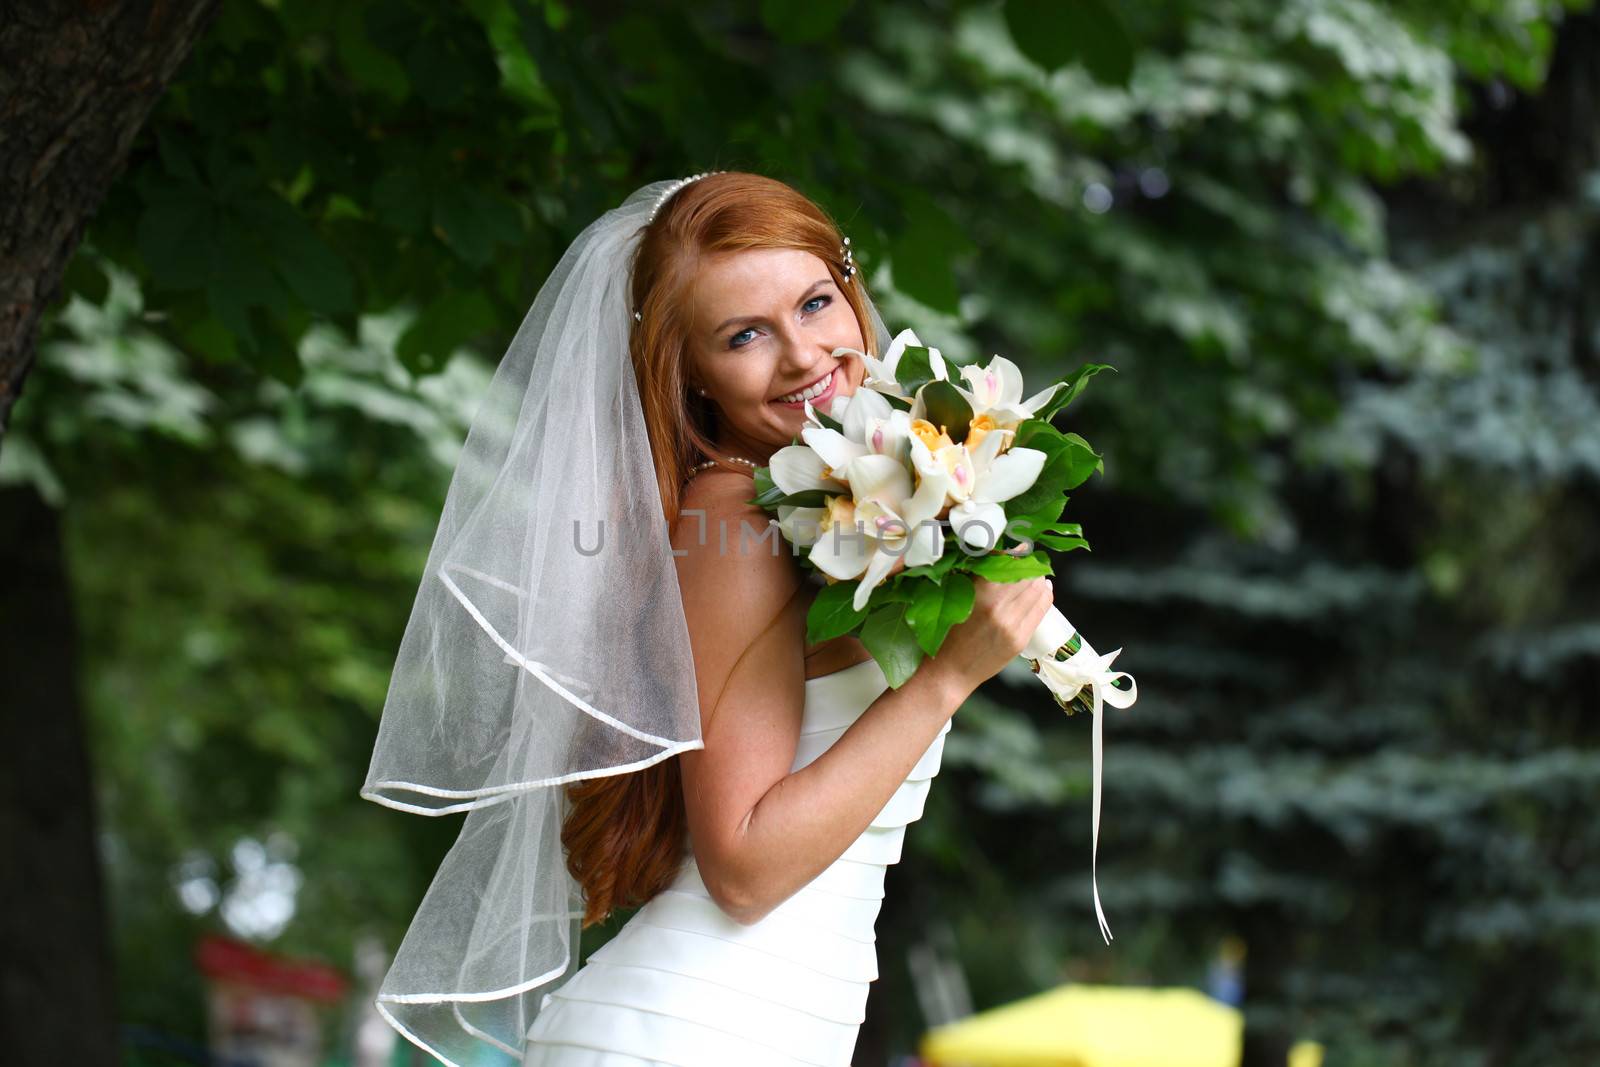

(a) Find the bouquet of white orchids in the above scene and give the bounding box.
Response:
[749,328,1139,943]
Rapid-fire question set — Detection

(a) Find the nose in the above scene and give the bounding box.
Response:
[772,319,831,379]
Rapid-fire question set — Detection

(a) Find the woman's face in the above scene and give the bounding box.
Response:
[686,246,867,455]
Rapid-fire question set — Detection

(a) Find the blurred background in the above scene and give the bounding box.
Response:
[3,1,1597,1065]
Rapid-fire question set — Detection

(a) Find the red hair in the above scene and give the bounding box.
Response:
[560,171,881,928]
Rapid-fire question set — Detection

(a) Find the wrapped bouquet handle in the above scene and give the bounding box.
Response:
[1023,606,1139,944]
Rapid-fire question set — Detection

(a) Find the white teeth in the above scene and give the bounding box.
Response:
[776,370,833,404]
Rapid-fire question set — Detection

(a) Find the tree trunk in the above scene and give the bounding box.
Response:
[1,6,221,1061]
[0,0,223,441]
[0,485,119,1065]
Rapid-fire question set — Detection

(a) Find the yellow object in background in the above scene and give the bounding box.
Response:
[919,984,1324,1067]
[1287,1040,1324,1067]
[920,984,1242,1067]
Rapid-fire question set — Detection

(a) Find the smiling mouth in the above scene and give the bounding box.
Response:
[771,367,837,405]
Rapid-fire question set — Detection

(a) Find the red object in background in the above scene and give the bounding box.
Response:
[194,933,348,1003]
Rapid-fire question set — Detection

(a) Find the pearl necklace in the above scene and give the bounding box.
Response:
[687,454,760,478]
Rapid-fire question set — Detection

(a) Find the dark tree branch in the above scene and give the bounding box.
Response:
[0,0,223,442]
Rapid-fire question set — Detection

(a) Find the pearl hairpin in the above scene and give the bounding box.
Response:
[649,171,724,225]
[630,172,858,324]
[633,172,724,324]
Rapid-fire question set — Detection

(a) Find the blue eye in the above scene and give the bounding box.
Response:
[727,295,831,349]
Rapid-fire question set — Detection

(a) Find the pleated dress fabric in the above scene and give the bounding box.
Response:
[522,655,951,1067]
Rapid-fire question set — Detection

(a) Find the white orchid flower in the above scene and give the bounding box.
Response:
[768,443,847,494]
[943,426,1048,551]
[863,408,914,464]
[908,423,974,508]
[775,504,828,548]
[801,424,869,479]
[955,353,1066,430]
[802,388,853,429]
[802,385,915,480]
[841,386,913,463]
[833,329,947,398]
[808,453,952,611]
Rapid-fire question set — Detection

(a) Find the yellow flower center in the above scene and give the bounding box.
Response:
[910,418,955,452]
[966,413,997,451]
[820,495,856,533]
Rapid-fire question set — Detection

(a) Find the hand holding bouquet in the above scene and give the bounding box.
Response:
[748,329,1138,943]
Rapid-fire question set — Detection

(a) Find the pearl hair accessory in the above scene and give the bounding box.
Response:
[649,171,724,225]
[629,172,857,323]
[633,171,725,324]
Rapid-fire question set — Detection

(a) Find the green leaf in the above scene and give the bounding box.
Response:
[894,344,942,397]
[137,189,216,289]
[60,252,110,306]
[1034,532,1090,552]
[154,129,199,183]
[1056,432,1104,490]
[1004,430,1100,522]
[431,186,521,267]
[969,550,1054,582]
[1004,0,1135,87]
[860,603,925,689]
[1002,501,1067,550]
[904,572,975,657]
[337,6,411,102]
[748,466,780,507]
[811,407,844,433]
[1012,418,1058,450]
[397,289,498,375]
[901,546,961,583]
[1034,362,1116,422]
[806,581,869,645]
[373,169,430,234]
[768,488,834,509]
[205,221,293,358]
[880,391,914,413]
[919,379,975,441]
[241,195,356,317]
[760,0,851,43]
[889,193,972,315]
[1002,445,1073,521]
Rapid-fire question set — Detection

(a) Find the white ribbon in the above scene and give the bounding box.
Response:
[1023,607,1138,944]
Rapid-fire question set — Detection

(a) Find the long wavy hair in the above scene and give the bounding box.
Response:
[560,171,882,928]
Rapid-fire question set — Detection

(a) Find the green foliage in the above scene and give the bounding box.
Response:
[904,571,977,657]
[860,600,925,688]
[968,548,1055,582]
[806,579,871,645]
[918,379,975,441]
[1003,0,1135,87]
[1032,362,1115,423]
[893,342,945,396]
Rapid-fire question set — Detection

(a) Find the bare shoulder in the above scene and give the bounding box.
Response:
[672,471,801,635]
[671,471,804,725]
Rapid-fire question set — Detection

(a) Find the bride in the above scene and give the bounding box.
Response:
[362,171,1053,1067]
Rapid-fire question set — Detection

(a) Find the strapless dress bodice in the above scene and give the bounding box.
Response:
[521,656,952,1066]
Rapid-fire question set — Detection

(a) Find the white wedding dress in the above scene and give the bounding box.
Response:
[522,655,952,1067]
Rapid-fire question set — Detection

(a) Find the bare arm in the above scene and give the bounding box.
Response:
[671,475,975,925]
[704,626,970,925]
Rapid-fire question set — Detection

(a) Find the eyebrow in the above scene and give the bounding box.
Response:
[712,278,833,335]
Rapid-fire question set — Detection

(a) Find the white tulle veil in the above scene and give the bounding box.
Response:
[360,174,892,1065]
